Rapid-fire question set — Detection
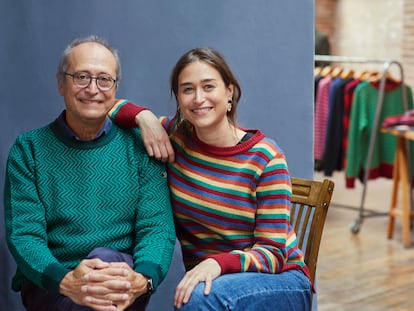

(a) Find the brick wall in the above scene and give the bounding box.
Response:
[403,0,414,89]
[316,0,414,91]
[315,0,336,39]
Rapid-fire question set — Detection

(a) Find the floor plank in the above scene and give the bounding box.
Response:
[314,172,414,311]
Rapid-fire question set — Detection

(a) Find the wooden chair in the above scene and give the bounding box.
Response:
[290,177,335,283]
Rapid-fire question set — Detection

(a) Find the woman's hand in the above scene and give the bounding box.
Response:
[136,110,175,163]
[174,258,221,309]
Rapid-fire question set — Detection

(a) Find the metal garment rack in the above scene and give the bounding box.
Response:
[314,54,411,234]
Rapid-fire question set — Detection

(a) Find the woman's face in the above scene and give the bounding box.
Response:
[177,61,233,133]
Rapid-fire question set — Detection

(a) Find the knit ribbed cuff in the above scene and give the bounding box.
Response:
[207,253,241,274]
[110,99,149,128]
[42,263,71,292]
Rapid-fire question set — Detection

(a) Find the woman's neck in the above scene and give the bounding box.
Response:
[195,123,246,147]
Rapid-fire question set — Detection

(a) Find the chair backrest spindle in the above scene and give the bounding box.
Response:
[290,177,335,283]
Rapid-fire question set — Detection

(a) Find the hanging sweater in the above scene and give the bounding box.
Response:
[109,100,310,282]
[345,80,414,187]
[4,116,175,292]
[314,75,333,169]
[323,77,354,176]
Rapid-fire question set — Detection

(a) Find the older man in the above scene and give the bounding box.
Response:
[4,36,175,311]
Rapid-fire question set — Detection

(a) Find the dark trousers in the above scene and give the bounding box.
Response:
[21,247,150,311]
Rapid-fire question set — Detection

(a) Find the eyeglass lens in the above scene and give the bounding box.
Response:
[71,72,115,91]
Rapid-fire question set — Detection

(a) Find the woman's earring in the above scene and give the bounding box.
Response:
[227,99,233,112]
[177,107,185,125]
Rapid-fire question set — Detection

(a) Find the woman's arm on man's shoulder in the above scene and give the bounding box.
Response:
[109,99,175,163]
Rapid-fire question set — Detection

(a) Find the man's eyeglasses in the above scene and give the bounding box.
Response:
[64,72,117,91]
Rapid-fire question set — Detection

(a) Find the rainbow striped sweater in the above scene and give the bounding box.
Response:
[110,100,310,282]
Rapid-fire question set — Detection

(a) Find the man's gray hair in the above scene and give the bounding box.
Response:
[56,35,121,85]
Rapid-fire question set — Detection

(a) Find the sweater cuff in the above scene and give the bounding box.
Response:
[42,263,71,292]
[135,261,163,290]
[109,99,149,128]
[207,253,241,274]
[346,177,355,188]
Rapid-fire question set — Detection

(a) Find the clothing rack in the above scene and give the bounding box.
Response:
[314,54,411,234]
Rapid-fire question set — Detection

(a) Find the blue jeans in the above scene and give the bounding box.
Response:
[175,270,311,311]
[21,247,150,311]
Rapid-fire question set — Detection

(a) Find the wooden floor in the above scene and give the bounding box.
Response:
[314,172,414,311]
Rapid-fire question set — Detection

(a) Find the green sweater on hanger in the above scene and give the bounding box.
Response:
[4,119,175,293]
[345,80,414,187]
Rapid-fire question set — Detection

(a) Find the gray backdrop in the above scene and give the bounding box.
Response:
[0,1,315,310]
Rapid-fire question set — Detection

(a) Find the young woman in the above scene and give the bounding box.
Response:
[109,47,312,311]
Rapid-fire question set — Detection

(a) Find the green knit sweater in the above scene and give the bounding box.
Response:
[4,119,175,293]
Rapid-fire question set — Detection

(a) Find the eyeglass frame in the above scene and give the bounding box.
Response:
[64,71,118,91]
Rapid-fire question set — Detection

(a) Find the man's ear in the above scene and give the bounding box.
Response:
[57,76,64,96]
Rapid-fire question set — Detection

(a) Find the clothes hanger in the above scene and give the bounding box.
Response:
[320,65,332,77]
[369,70,400,83]
[353,70,368,80]
[330,66,343,78]
[340,68,355,79]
